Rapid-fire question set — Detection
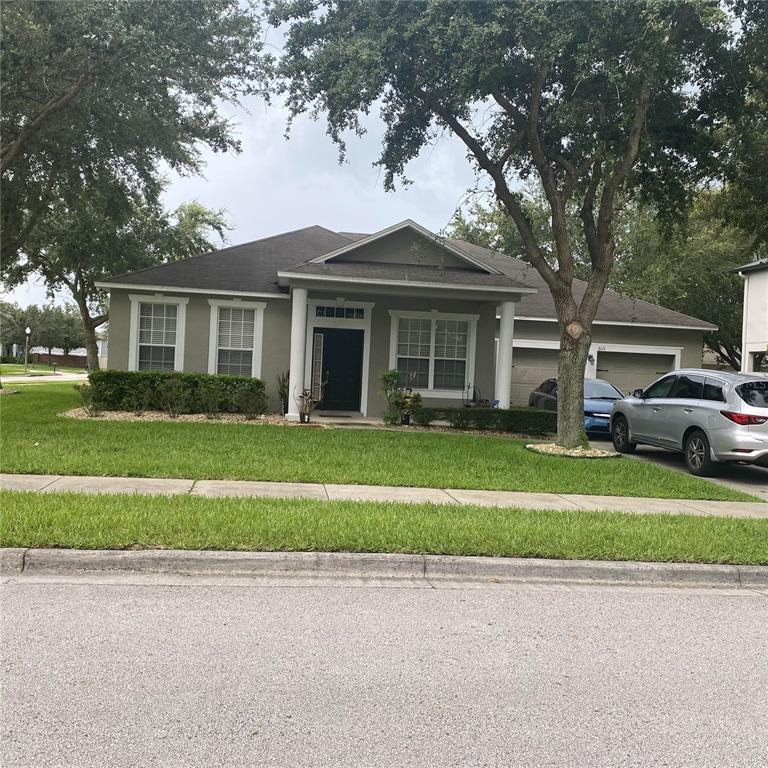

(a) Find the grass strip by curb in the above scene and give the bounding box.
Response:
[2,490,767,565]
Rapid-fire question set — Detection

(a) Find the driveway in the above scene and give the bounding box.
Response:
[624,445,768,501]
[2,577,767,767]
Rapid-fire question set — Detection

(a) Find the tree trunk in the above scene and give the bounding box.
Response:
[556,329,592,449]
[83,324,100,372]
[72,296,101,372]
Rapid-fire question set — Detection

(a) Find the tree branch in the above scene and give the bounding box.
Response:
[424,95,561,293]
[0,72,92,174]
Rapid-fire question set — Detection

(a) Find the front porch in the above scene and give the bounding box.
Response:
[282,284,523,420]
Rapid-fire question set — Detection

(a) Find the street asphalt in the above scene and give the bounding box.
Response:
[2,577,767,767]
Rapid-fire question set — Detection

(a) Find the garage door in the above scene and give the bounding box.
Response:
[511,347,560,405]
[596,351,676,396]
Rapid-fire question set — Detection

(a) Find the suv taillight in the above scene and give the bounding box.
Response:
[720,410,768,425]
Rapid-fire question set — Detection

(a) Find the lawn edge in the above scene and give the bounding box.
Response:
[3,548,767,589]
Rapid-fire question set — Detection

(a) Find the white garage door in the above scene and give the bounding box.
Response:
[596,351,676,396]
[511,347,559,405]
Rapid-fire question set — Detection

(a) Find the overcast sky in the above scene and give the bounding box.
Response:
[6,94,488,307]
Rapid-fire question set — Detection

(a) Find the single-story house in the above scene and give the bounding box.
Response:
[97,220,715,418]
[736,258,768,373]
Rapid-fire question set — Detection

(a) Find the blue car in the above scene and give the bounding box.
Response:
[528,377,625,436]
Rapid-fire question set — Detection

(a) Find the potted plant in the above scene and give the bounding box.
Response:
[401,389,422,425]
[295,388,319,423]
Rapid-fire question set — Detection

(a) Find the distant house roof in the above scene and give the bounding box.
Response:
[99,222,716,330]
[735,258,768,275]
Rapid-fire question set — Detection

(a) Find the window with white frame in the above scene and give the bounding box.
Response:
[216,306,255,376]
[393,314,474,391]
[396,317,431,387]
[138,303,177,371]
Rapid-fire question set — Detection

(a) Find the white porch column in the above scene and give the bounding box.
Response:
[286,286,308,421]
[494,301,516,409]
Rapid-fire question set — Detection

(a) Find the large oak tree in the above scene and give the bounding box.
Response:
[0,0,264,264]
[270,0,741,447]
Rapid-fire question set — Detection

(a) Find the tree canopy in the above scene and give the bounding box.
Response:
[2,178,228,369]
[0,0,264,263]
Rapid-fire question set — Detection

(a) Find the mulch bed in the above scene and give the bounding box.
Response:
[61,408,329,427]
[525,442,620,459]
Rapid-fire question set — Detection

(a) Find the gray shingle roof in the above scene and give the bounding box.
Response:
[104,226,355,295]
[448,239,716,330]
[103,223,715,330]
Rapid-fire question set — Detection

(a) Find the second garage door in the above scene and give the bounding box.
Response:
[511,347,560,405]
[596,351,676,395]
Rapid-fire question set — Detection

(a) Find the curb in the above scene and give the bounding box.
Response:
[2,548,767,589]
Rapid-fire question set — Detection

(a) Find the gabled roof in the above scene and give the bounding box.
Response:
[305,219,503,275]
[98,221,716,330]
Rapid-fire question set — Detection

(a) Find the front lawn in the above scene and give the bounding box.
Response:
[0,384,754,501]
[2,490,766,564]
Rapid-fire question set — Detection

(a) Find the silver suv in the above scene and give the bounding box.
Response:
[610,369,768,476]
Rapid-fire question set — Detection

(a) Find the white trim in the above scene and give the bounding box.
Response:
[305,219,502,275]
[277,271,536,295]
[97,281,288,300]
[511,315,715,331]
[207,298,266,378]
[128,294,189,372]
[304,300,374,416]
[388,309,478,399]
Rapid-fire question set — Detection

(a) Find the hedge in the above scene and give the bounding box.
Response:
[412,406,556,435]
[87,370,267,416]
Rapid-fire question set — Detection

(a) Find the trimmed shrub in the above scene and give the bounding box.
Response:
[156,376,189,418]
[234,385,268,420]
[410,406,556,435]
[412,407,441,427]
[88,370,267,416]
[446,408,473,429]
[74,383,102,417]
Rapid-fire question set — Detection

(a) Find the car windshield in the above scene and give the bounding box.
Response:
[584,380,623,399]
[736,381,768,409]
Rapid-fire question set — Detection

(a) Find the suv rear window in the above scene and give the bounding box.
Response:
[736,381,768,408]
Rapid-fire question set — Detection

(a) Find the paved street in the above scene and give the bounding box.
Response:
[2,577,767,767]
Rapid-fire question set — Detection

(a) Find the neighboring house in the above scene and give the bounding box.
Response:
[97,220,714,418]
[737,258,768,373]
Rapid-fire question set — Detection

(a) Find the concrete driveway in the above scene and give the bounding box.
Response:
[623,444,768,501]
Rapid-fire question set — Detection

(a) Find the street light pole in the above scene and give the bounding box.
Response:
[24,326,31,374]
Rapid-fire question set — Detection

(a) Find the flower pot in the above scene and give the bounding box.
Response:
[299,412,307,423]
[401,413,411,426]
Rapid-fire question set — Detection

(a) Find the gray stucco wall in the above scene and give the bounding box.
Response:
[107,286,704,416]
[106,287,496,416]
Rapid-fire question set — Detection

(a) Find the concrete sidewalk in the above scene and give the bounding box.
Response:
[1,372,87,384]
[2,472,766,518]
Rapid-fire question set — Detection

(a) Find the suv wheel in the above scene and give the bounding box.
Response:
[611,415,636,454]
[684,430,716,476]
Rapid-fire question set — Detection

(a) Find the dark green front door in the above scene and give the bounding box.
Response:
[314,328,364,411]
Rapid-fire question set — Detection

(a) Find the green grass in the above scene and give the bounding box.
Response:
[2,490,766,564]
[1,363,84,376]
[0,383,755,501]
